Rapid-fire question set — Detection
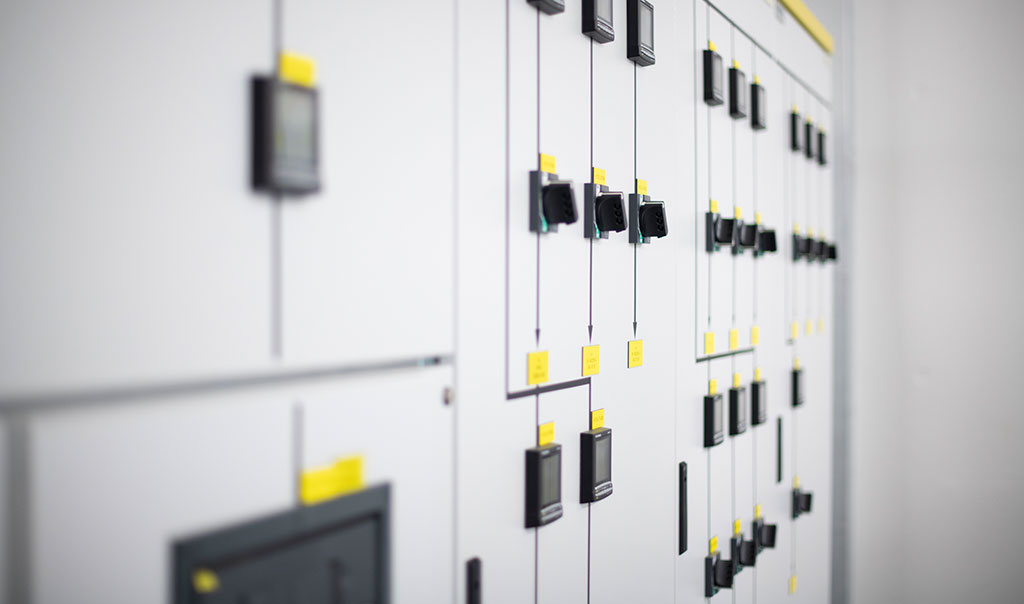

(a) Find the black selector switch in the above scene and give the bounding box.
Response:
[818,129,827,165]
[751,80,767,130]
[734,533,757,570]
[527,0,565,15]
[703,48,724,106]
[704,393,724,448]
[792,233,810,261]
[805,120,816,160]
[705,551,734,597]
[808,237,823,261]
[827,243,838,261]
[735,222,758,254]
[790,110,802,152]
[792,367,803,407]
[729,64,747,119]
[629,194,668,243]
[751,380,767,426]
[706,209,736,253]
[756,229,777,256]
[584,184,626,239]
[530,170,578,233]
[752,518,778,553]
[729,385,747,436]
[583,0,614,43]
[792,487,813,519]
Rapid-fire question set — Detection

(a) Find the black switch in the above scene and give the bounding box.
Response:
[630,195,668,244]
[790,111,802,152]
[530,170,578,233]
[704,393,724,448]
[735,222,758,254]
[751,81,767,130]
[756,229,777,255]
[792,368,803,407]
[679,462,688,555]
[808,237,823,261]
[753,518,778,553]
[827,243,838,261]
[584,184,626,239]
[792,487,813,519]
[729,386,747,436]
[706,212,736,252]
[792,233,810,261]
[466,558,482,604]
[583,0,614,43]
[703,49,724,106]
[735,534,758,569]
[818,129,827,165]
[804,120,816,160]
[705,552,734,597]
[251,76,321,196]
[729,65,747,119]
[527,0,565,15]
[751,380,767,426]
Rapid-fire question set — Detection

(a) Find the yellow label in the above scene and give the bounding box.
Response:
[709,379,718,395]
[592,167,607,185]
[793,475,801,488]
[709,536,719,554]
[278,51,317,87]
[539,153,557,174]
[527,351,549,385]
[789,575,798,594]
[793,222,801,233]
[794,357,801,370]
[627,340,643,368]
[729,329,739,351]
[755,504,763,519]
[704,332,715,355]
[818,318,825,333]
[538,421,555,446]
[751,325,760,347]
[732,59,741,69]
[734,519,742,536]
[806,320,814,336]
[792,104,799,113]
[733,372,741,389]
[591,408,605,430]
[755,212,763,225]
[755,367,763,381]
[192,569,220,594]
[300,455,365,505]
[709,199,719,213]
[636,179,648,195]
[754,75,761,85]
[709,41,717,52]
[734,206,743,220]
[582,345,600,377]
[790,321,799,340]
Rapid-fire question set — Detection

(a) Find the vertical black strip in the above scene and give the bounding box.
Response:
[679,461,689,554]
[776,416,782,484]
[466,558,482,604]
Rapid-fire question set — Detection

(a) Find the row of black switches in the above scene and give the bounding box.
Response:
[793,235,838,262]
[707,211,778,257]
[792,487,814,519]
[790,110,827,165]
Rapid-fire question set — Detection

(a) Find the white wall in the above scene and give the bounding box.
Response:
[850,1,1024,602]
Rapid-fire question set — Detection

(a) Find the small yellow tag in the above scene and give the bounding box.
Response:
[704,332,715,355]
[793,222,801,234]
[592,167,607,185]
[755,504,763,519]
[818,318,825,333]
[733,373,741,389]
[793,475,801,488]
[591,408,605,430]
[538,421,555,446]
[540,152,557,174]
[300,455,365,505]
[751,325,760,347]
[278,51,316,87]
[789,575,798,594]
[627,340,644,368]
[582,345,600,377]
[790,321,799,340]
[527,351,549,385]
[729,329,739,351]
[732,59,741,70]
[792,104,799,113]
[709,41,717,52]
[636,179,648,195]
[709,536,719,554]
[192,569,220,594]
[709,379,718,395]
[754,75,761,85]
[755,212,763,225]
[734,207,743,220]
[805,320,814,336]
[755,367,763,381]
[734,519,742,536]
[710,199,719,213]
[794,357,801,370]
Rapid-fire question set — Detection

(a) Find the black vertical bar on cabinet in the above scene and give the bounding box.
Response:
[467,557,482,604]
[776,417,783,483]
[679,461,688,554]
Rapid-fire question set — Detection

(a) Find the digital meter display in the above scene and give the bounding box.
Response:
[598,0,612,22]
[640,3,653,48]
[252,76,320,195]
[275,86,316,167]
[540,454,561,506]
[595,437,611,484]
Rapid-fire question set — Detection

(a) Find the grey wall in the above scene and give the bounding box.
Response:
[849,1,1024,602]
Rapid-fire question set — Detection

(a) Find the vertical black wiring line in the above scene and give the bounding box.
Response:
[504,0,510,394]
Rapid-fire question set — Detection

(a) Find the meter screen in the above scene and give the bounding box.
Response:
[541,454,561,506]
[640,4,653,48]
[595,437,611,484]
[713,398,722,434]
[275,85,316,165]
[598,0,613,22]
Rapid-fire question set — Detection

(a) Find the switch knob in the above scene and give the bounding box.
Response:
[757,229,777,254]
[542,182,578,226]
[738,538,758,567]
[792,488,813,519]
[639,203,668,239]
[595,193,627,233]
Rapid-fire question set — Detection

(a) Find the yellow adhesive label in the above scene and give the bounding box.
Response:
[793,222,801,234]
[755,504,763,519]
[751,325,760,347]
[538,421,555,446]
[793,475,801,488]
[527,351,549,385]
[710,199,719,213]
[789,575,798,594]
[592,167,607,185]
[754,74,761,85]
[755,367,763,381]
[806,320,814,336]
[709,379,718,395]
[300,455,365,505]
[628,340,644,368]
[704,332,715,355]
[636,179,648,195]
[192,569,220,594]
[794,357,801,370]
[734,519,742,536]
[278,51,316,87]
[734,207,743,220]
[729,329,739,351]
[709,536,719,554]
[582,345,600,377]
[709,41,717,52]
[818,318,825,333]
[755,212,763,225]
[540,153,557,174]
[732,59,741,69]
[733,373,741,389]
[790,321,799,340]
[591,408,605,430]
